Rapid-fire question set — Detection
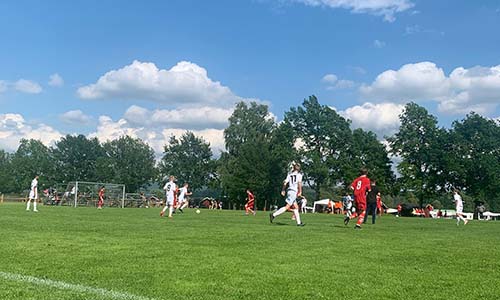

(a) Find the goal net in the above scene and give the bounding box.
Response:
[61,181,126,208]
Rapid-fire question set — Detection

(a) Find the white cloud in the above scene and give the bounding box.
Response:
[322,74,338,84]
[360,62,500,115]
[90,115,225,156]
[322,73,356,90]
[291,0,414,22]
[60,110,92,125]
[77,60,250,107]
[14,79,42,94]
[48,73,64,87]
[373,39,386,48]
[123,105,232,130]
[0,113,62,152]
[340,102,404,138]
[0,81,7,93]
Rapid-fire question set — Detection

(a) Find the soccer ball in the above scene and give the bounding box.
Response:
[196,209,201,214]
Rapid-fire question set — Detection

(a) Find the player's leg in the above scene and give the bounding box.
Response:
[291,203,303,225]
[33,198,38,212]
[26,198,31,211]
[355,202,366,229]
[181,201,188,210]
[160,201,168,217]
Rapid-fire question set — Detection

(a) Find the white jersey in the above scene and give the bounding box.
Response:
[163,181,177,200]
[284,171,303,193]
[454,193,463,212]
[29,178,38,199]
[178,187,187,202]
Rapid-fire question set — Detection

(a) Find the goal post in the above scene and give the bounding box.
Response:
[62,181,126,208]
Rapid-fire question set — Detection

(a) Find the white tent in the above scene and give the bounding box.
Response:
[313,199,331,213]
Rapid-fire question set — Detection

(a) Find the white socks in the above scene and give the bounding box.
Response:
[26,200,38,211]
[168,206,173,217]
[293,209,301,224]
[161,206,168,214]
[273,207,287,217]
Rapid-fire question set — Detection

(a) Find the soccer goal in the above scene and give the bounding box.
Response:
[62,181,126,208]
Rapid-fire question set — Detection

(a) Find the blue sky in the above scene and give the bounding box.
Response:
[1,0,499,154]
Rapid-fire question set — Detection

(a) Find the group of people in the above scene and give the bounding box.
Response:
[160,175,192,219]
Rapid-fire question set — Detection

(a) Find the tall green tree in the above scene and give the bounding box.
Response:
[160,131,214,192]
[0,150,14,193]
[219,101,281,208]
[52,135,104,183]
[285,95,352,200]
[10,139,56,192]
[388,102,444,207]
[448,113,500,210]
[101,136,157,192]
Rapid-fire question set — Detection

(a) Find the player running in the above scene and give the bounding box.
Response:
[344,168,371,229]
[160,176,177,218]
[269,162,305,226]
[177,183,192,213]
[343,193,354,219]
[97,186,105,209]
[245,189,256,215]
[453,189,468,226]
[26,175,39,212]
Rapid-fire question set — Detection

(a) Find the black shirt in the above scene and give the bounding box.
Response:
[367,185,379,204]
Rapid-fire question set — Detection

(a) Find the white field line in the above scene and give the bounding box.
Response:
[0,271,156,300]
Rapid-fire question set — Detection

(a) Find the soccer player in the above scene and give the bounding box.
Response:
[364,180,380,224]
[269,162,305,226]
[344,168,371,229]
[97,186,105,209]
[453,189,468,225]
[177,183,192,213]
[343,193,354,219]
[300,196,308,214]
[26,175,39,212]
[376,193,383,216]
[245,189,256,215]
[160,176,177,218]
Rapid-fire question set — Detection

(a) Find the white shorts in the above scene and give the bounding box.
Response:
[29,190,37,200]
[285,190,297,206]
[166,196,175,206]
[178,197,185,204]
[456,206,463,214]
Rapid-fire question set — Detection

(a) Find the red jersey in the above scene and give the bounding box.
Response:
[98,189,105,200]
[351,175,371,203]
[246,191,254,204]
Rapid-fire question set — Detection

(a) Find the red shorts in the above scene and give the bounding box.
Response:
[246,202,254,209]
[355,200,366,211]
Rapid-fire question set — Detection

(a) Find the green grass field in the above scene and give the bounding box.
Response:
[0,203,499,300]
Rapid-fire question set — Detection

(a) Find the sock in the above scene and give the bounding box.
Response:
[456,217,460,225]
[33,200,37,211]
[356,211,366,226]
[273,206,287,217]
[26,200,31,210]
[169,206,173,217]
[293,209,301,224]
[161,206,168,214]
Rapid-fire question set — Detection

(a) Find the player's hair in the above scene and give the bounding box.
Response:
[293,162,301,171]
[359,168,368,176]
[371,179,376,184]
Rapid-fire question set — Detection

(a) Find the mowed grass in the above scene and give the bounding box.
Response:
[0,203,499,300]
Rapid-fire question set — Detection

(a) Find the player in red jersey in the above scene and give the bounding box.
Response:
[97,186,105,209]
[344,168,371,229]
[245,189,256,215]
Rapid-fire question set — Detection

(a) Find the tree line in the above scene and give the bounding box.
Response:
[1,96,499,210]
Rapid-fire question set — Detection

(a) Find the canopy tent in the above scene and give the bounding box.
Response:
[313,199,332,213]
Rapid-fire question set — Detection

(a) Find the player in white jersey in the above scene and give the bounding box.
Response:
[177,183,192,213]
[26,175,39,212]
[453,190,468,225]
[160,175,177,218]
[269,162,305,226]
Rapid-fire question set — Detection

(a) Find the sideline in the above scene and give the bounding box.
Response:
[0,271,156,300]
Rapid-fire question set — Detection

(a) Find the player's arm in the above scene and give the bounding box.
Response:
[281,181,288,196]
[297,181,302,197]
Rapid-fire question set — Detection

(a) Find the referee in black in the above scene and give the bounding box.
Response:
[365,180,380,224]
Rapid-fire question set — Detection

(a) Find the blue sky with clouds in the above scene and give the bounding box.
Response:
[1,0,499,154]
